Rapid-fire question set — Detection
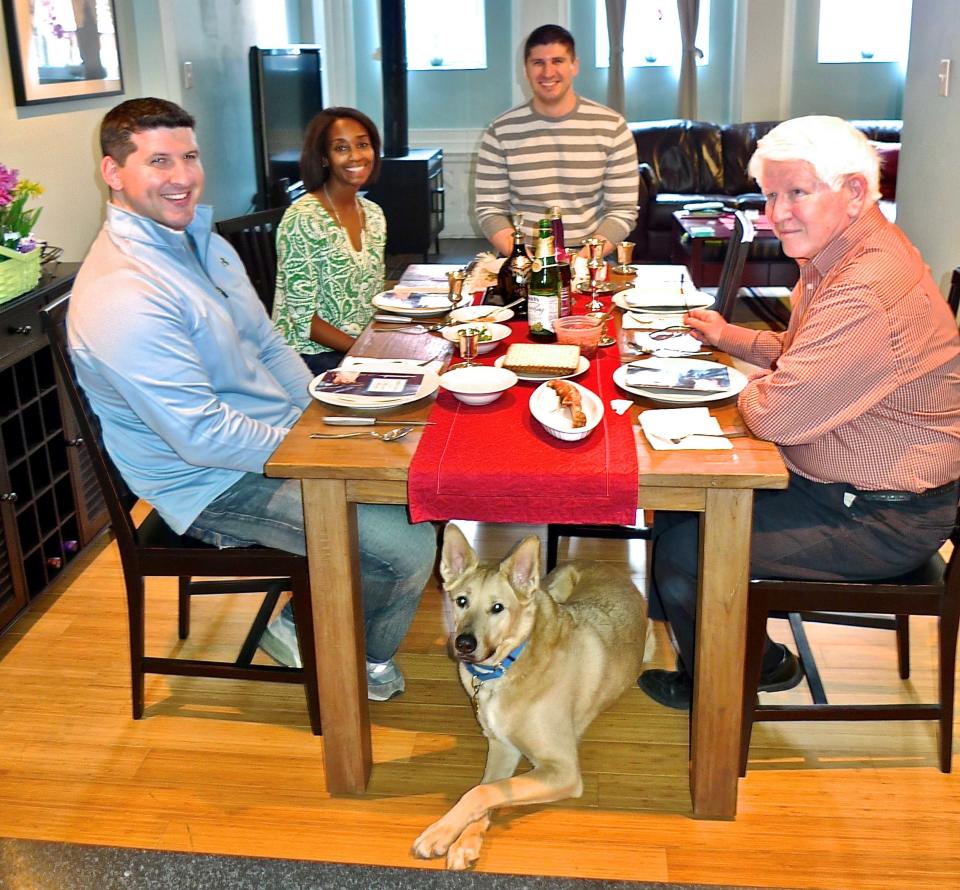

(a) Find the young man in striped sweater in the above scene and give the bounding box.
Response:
[474,24,638,257]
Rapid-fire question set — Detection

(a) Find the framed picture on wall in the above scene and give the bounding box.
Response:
[2,0,124,106]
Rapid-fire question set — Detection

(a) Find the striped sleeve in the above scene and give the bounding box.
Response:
[475,122,514,241]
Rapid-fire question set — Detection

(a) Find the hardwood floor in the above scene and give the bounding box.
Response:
[0,519,957,887]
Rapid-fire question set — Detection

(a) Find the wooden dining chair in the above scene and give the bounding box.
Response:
[40,295,321,733]
[214,207,286,315]
[740,506,959,774]
[714,209,756,321]
[546,514,651,572]
[947,266,960,317]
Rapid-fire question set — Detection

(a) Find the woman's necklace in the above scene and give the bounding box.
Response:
[323,183,364,237]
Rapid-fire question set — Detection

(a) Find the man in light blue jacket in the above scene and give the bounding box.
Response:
[69,98,436,701]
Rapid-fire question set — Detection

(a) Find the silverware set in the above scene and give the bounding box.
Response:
[310,426,414,442]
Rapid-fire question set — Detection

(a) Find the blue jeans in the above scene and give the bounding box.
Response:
[649,472,957,676]
[185,473,437,662]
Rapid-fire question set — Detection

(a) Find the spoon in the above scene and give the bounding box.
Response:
[309,426,414,441]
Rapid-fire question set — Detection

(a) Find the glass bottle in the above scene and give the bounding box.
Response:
[495,214,531,319]
[527,218,561,342]
[550,207,572,317]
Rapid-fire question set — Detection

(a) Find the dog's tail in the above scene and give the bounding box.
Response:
[544,564,580,603]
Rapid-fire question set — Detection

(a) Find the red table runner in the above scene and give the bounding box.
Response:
[408,305,639,525]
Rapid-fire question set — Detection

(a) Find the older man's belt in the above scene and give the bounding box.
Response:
[846,480,958,503]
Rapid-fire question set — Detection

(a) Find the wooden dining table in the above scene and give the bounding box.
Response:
[264,289,789,820]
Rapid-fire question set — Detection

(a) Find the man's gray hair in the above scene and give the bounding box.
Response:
[748,116,881,203]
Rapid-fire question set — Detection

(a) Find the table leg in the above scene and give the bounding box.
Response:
[302,478,372,793]
[690,488,752,819]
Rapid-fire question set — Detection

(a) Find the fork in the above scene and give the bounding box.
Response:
[667,431,748,444]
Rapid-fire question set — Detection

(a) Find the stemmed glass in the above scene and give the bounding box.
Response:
[450,329,480,370]
[614,241,635,274]
[446,269,467,306]
[584,238,605,313]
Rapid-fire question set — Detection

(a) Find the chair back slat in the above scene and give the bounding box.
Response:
[40,295,141,562]
[716,209,755,321]
[214,208,286,315]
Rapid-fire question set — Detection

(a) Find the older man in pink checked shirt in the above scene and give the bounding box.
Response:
[639,115,960,711]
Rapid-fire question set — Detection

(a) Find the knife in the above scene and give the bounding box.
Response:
[323,416,435,426]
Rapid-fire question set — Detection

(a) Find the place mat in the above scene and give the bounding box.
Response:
[408,311,638,525]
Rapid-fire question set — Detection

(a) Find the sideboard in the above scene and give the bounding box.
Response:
[0,265,109,633]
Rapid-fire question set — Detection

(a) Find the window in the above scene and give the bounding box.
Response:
[405,0,487,71]
[817,0,912,64]
[595,0,711,68]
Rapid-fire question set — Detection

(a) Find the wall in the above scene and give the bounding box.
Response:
[896,0,959,292]
[788,0,906,120]
[0,2,142,261]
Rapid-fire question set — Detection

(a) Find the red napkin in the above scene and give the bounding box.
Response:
[408,308,638,525]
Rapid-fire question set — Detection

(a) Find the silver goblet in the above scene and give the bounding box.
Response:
[614,241,635,274]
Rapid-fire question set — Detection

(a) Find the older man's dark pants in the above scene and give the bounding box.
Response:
[649,471,958,677]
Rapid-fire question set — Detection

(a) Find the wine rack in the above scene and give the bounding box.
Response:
[0,266,108,632]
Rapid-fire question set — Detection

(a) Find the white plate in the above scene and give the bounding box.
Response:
[613,287,714,313]
[441,322,511,355]
[371,290,464,317]
[308,362,441,410]
[493,354,590,381]
[448,304,515,324]
[613,358,748,404]
[529,379,603,441]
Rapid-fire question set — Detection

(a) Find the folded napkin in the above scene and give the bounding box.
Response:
[392,283,450,294]
[340,356,444,375]
[621,312,687,330]
[630,331,704,357]
[639,407,733,450]
[465,252,503,295]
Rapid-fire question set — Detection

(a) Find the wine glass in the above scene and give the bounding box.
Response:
[450,329,480,370]
[614,241,635,274]
[585,238,606,312]
[446,269,467,306]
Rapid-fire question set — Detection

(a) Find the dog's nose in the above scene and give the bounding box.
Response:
[455,633,477,655]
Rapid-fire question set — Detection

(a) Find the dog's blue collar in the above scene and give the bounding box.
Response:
[465,640,528,681]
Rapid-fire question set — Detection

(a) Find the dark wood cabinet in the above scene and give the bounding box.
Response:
[0,266,108,632]
[363,149,444,260]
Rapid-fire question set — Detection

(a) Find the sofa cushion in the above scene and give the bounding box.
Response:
[870,141,900,201]
[631,119,725,194]
[720,121,780,195]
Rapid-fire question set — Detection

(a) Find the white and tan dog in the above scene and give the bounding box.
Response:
[412,524,649,870]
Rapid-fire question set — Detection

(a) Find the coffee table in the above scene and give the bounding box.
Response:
[671,211,798,289]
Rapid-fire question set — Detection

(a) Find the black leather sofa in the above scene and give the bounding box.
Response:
[626,118,902,261]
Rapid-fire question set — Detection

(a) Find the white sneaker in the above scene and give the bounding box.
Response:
[366,658,405,701]
[258,608,302,668]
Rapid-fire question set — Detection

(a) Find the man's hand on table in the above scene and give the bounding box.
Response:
[684,308,727,346]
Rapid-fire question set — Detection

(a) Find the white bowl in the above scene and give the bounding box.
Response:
[441,322,512,355]
[439,365,518,405]
[448,304,515,324]
[529,380,604,441]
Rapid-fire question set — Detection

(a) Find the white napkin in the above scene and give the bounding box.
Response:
[630,331,705,357]
[622,312,687,330]
[392,283,450,294]
[341,356,444,375]
[465,252,503,295]
[610,399,633,416]
[639,407,733,450]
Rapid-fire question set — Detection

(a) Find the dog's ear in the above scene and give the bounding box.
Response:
[440,523,478,585]
[499,535,541,599]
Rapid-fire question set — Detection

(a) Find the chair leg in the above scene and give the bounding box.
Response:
[740,599,770,776]
[177,576,191,640]
[290,567,322,735]
[546,525,561,572]
[895,614,910,679]
[236,584,284,666]
[938,611,958,773]
[787,613,826,704]
[126,577,146,720]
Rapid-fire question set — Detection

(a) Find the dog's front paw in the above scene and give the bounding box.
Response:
[412,817,459,860]
[445,820,487,870]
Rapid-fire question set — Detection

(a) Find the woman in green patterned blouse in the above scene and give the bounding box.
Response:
[272,107,386,374]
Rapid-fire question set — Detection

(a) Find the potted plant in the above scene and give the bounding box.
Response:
[0,164,43,303]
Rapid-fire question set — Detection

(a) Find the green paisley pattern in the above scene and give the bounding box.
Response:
[272,192,386,354]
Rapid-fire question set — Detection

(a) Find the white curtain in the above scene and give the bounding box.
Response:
[605,0,627,115]
[677,0,702,119]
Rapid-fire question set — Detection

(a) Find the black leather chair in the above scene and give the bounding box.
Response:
[214,207,285,314]
[948,266,960,316]
[710,209,755,321]
[740,505,959,774]
[41,295,321,733]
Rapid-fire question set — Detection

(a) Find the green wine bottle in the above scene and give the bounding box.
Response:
[527,218,560,342]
